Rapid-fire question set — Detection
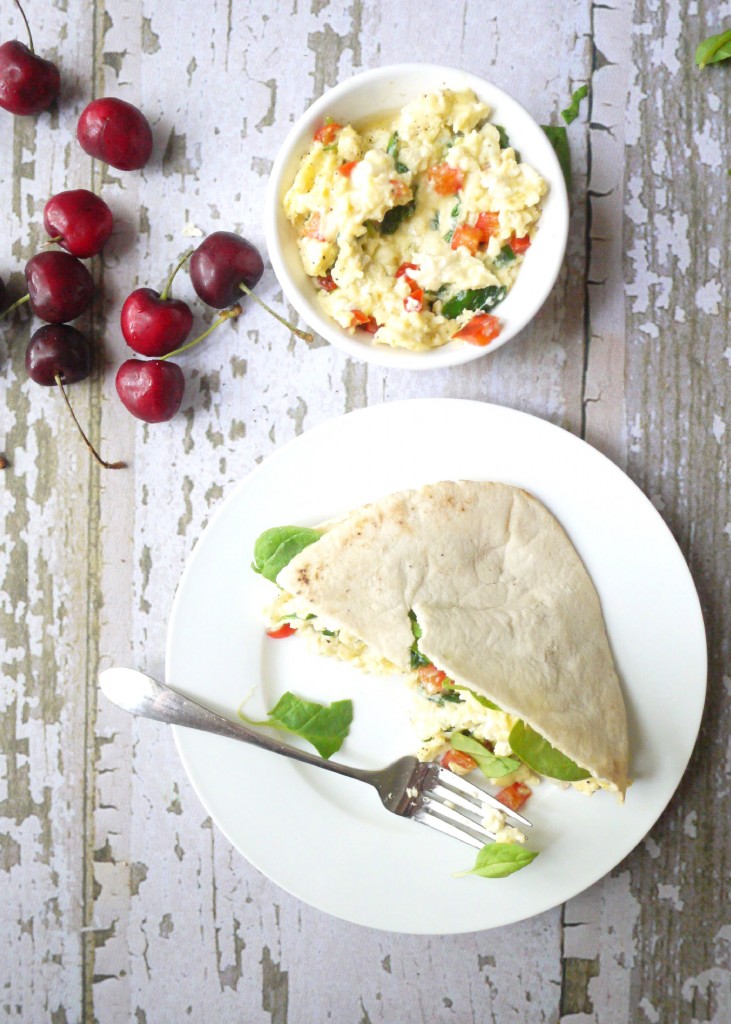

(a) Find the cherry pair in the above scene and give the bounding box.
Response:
[116,231,311,424]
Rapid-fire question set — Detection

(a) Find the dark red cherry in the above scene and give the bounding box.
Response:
[25,323,125,470]
[0,40,60,116]
[25,323,91,385]
[43,189,113,258]
[77,97,153,171]
[120,288,193,358]
[115,359,184,423]
[190,231,264,308]
[25,251,94,323]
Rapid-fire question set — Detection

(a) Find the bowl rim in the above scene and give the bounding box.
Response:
[263,62,570,371]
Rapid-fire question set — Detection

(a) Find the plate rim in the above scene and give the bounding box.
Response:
[166,398,708,934]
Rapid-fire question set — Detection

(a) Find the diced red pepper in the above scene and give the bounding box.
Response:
[314,122,342,144]
[475,212,500,242]
[427,163,465,195]
[315,274,338,292]
[337,160,359,177]
[403,287,424,313]
[495,781,532,811]
[418,664,448,693]
[452,313,501,347]
[350,310,379,333]
[450,224,483,256]
[266,623,296,639]
[396,263,424,312]
[509,234,531,255]
[441,749,478,774]
[303,211,326,241]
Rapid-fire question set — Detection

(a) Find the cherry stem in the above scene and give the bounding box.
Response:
[161,304,243,360]
[15,1,34,54]
[0,293,30,321]
[160,248,194,302]
[238,282,313,342]
[54,374,126,470]
[43,235,63,247]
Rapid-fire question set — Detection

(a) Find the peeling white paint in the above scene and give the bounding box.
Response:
[696,281,722,316]
[681,968,731,1023]
[639,996,660,1022]
[683,811,698,839]
[657,884,684,912]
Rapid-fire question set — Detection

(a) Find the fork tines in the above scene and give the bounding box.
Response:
[413,766,532,850]
[436,768,532,828]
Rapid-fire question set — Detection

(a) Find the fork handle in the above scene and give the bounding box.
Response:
[99,667,374,785]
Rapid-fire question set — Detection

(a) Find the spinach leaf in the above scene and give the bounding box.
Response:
[494,245,517,269]
[450,732,521,779]
[561,84,589,124]
[241,692,353,759]
[386,131,409,173]
[252,526,322,583]
[409,610,430,668]
[425,688,463,706]
[695,29,731,68]
[380,194,417,235]
[542,124,571,188]
[495,124,510,149]
[494,124,520,161]
[452,685,501,711]
[450,199,461,218]
[455,843,538,879]
[508,720,590,781]
[440,285,507,320]
[443,229,454,243]
[429,211,440,230]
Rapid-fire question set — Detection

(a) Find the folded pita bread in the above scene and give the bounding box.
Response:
[277,481,629,794]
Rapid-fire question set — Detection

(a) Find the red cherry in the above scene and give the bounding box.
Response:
[77,97,153,171]
[120,288,193,357]
[25,323,91,385]
[190,231,264,308]
[43,189,113,258]
[25,323,125,470]
[115,359,185,423]
[25,251,94,323]
[0,40,59,116]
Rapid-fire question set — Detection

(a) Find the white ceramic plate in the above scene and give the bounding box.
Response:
[264,64,569,370]
[167,400,706,934]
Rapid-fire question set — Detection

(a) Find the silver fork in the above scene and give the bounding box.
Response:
[99,668,531,850]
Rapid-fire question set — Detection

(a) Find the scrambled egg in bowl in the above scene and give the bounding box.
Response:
[283,89,547,352]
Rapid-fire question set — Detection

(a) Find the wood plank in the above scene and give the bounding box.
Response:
[0,4,99,1021]
[1,0,729,1021]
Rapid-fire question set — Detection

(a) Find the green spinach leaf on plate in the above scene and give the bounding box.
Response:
[241,692,353,759]
[252,526,322,583]
[455,843,538,879]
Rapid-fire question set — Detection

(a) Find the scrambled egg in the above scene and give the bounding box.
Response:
[283,89,547,351]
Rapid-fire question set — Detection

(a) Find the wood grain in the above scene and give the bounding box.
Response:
[1,0,729,1021]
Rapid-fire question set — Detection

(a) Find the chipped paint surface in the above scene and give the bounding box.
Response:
[0,1,729,1021]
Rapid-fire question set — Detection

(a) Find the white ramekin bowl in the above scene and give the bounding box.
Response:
[264,64,569,370]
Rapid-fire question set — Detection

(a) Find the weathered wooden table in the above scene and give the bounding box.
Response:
[2,1,729,1020]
